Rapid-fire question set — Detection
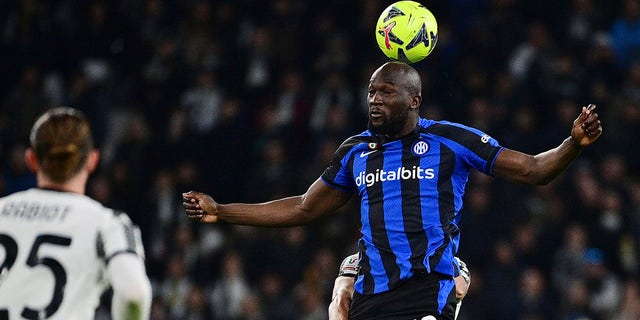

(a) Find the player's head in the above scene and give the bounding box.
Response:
[367,61,422,137]
[27,107,97,183]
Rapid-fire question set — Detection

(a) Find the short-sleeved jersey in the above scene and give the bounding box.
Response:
[0,188,145,320]
[321,118,503,295]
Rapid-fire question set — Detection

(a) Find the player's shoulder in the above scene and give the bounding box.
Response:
[339,131,378,148]
[0,188,131,222]
[331,131,380,159]
[419,118,474,132]
[419,118,494,142]
[0,188,101,209]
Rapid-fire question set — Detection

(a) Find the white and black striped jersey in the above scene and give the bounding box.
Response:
[0,188,146,320]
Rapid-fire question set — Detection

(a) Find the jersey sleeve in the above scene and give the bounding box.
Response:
[426,121,503,175]
[98,210,146,263]
[320,137,360,192]
[108,254,152,320]
[464,130,503,176]
[337,253,360,277]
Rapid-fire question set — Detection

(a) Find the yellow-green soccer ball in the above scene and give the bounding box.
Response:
[375,1,438,63]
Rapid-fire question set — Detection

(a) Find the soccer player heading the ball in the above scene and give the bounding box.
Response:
[183,61,602,319]
[0,107,152,320]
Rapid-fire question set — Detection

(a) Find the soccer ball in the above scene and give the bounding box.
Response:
[375,1,438,63]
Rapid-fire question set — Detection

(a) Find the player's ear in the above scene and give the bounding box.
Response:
[410,94,422,110]
[24,148,39,173]
[86,149,100,173]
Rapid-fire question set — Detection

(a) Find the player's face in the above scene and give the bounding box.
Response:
[367,72,412,137]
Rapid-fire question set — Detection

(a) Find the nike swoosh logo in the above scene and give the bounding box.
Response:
[360,150,378,157]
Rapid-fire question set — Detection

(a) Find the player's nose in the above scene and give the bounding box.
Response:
[368,93,382,106]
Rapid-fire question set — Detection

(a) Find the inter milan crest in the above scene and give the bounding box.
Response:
[411,140,429,156]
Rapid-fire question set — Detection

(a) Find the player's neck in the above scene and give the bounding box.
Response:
[386,118,419,140]
[37,172,87,194]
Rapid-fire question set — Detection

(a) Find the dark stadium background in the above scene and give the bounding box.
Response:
[1,0,640,319]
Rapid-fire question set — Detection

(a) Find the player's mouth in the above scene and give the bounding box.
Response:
[369,109,384,119]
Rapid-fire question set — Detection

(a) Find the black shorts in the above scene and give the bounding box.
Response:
[349,271,457,320]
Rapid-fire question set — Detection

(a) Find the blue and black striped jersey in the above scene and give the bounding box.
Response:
[321,117,503,295]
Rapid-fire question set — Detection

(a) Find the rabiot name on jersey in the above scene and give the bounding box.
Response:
[1,201,70,222]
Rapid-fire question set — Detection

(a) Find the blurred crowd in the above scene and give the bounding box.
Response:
[2,0,640,319]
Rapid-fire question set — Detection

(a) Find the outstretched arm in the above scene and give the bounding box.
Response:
[493,104,602,185]
[183,178,353,226]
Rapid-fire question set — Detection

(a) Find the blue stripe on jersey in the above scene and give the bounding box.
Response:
[401,137,429,277]
[321,135,376,192]
[432,144,457,276]
[381,144,413,284]
[357,185,376,293]
[363,146,400,294]
[438,278,456,313]
[320,118,503,295]
[356,237,388,293]
[423,120,502,175]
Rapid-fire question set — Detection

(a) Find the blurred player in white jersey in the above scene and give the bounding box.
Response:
[0,107,151,320]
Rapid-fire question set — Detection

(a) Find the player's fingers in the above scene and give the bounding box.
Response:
[183,199,200,210]
[182,191,201,198]
[184,206,201,213]
[583,104,596,115]
[578,104,596,121]
[185,209,203,219]
[584,120,602,137]
[576,105,594,131]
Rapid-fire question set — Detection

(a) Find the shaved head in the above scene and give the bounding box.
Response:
[373,61,422,96]
[367,62,423,138]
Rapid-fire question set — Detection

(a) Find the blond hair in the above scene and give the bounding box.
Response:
[29,107,94,182]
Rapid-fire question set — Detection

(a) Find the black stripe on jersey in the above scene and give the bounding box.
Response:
[357,241,373,293]
[401,138,429,272]
[429,144,455,270]
[364,151,400,294]
[97,232,105,259]
[422,123,500,173]
[113,210,138,252]
[105,249,139,264]
[322,136,362,189]
[323,135,381,190]
[98,210,140,263]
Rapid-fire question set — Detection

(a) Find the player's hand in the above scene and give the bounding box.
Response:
[571,104,602,147]
[182,191,220,223]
